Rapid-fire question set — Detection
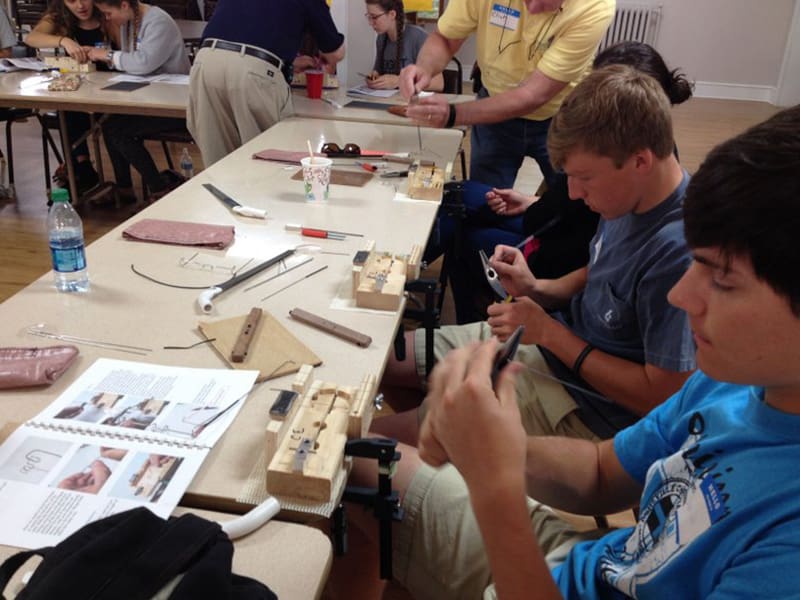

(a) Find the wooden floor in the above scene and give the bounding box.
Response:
[0,97,780,304]
[0,98,781,600]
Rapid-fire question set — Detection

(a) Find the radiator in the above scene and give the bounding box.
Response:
[599,3,663,51]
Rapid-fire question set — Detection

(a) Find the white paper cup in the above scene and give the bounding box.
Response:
[300,157,332,202]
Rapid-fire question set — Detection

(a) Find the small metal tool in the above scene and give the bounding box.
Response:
[261,265,329,301]
[491,325,524,388]
[26,324,152,355]
[202,183,267,219]
[269,389,299,420]
[409,92,422,152]
[478,250,512,302]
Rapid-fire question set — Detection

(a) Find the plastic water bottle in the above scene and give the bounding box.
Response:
[47,188,89,292]
[180,147,194,179]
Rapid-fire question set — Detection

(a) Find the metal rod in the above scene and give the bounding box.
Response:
[217,249,296,292]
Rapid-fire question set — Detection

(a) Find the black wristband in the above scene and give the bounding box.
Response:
[572,343,595,376]
[445,103,456,128]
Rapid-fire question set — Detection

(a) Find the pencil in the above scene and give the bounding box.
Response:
[515,234,535,249]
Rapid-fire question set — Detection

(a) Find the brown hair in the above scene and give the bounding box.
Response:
[41,0,106,39]
[366,0,406,75]
[547,64,674,170]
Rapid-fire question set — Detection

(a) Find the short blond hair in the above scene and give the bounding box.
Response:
[547,64,674,170]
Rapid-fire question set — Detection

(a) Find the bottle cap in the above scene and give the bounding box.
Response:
[51,188,70,203]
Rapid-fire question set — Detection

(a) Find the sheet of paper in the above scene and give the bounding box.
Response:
[346,85,398,98]
[0,358,258,549]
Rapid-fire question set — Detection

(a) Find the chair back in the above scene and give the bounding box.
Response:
[442,57,463,95]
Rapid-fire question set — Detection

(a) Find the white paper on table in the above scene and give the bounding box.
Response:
[346,85,398,98]
[0,358,258,549]
[150,74,190,85]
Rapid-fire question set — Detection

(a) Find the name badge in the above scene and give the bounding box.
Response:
[490,3,520,30]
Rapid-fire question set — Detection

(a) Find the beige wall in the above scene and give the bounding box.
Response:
[656,0,795,100]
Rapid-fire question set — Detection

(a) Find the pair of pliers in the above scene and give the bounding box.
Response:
[479,250,513,302]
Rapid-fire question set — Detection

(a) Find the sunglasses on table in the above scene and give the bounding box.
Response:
[320,142,362,157]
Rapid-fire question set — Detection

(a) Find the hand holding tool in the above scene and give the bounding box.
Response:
[479,249,513,302]
[491,325,524,388]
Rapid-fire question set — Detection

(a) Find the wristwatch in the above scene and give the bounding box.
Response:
[106,50,114,64]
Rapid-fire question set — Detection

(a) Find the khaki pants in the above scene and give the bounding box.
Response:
[395,464,606,599]
[414,323,599,441]
[187,46,294,167]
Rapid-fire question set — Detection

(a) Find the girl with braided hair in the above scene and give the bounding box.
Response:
[365,0,443,91]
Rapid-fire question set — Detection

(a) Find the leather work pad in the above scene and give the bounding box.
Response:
[199,310,321,381]
[290,168,372,187]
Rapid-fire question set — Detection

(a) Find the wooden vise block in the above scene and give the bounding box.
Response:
[267,382,351,502]
[43,56,96,73]
[292,364,315,394]
[407,161,452,201]
[348,373,378,438]
[355,252,407,311]
[406,244,422,281]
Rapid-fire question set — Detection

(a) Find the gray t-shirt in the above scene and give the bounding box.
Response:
[114,6,190,75]
[542,171,695,437]
[372,24,428,75]
[0,6,17,50]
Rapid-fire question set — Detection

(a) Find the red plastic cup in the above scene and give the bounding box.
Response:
[305,70,324,99]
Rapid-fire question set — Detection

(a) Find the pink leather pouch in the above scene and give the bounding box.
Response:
[123,218,235,249]
[0,346,79,389]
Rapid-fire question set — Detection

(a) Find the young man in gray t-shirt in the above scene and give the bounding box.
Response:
[376,65,697,444]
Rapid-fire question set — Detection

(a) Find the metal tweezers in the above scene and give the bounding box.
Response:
[479,250,512,301]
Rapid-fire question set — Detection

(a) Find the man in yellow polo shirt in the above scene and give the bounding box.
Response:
[401,0,614,188]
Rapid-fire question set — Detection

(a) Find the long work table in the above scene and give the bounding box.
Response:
[0,116,462,510]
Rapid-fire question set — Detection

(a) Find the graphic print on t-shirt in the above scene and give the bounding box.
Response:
[600,412,731,595]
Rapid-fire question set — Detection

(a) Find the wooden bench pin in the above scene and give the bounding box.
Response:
[231,307,263,362]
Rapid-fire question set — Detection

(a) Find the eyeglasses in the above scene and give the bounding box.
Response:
[365,12,387,22]
[321,142,362,157]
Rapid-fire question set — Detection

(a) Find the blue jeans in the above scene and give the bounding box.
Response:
[424,181,526,324]
[468,88,556,190]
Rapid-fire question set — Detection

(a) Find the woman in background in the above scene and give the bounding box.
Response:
[86,0,190,201]
[26,0,110,195]
[364,0,443,91]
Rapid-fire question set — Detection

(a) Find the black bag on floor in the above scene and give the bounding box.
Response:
[0,507,276,600]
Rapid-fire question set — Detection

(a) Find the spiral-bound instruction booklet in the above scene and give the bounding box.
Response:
[0,358,258,549]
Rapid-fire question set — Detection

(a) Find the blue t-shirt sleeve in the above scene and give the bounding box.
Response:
[613,373,705,482]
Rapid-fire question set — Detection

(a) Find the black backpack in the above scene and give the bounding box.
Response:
[0,507,276,600]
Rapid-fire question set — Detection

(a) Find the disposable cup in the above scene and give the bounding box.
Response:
[305,70,324,99]
[300,156,332,202]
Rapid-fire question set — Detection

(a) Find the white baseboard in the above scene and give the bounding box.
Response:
[692,81,777,104]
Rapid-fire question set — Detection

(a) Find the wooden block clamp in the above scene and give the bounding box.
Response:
[351,244,421,311]
[406,161,452,201]
[267,382,351,502]
[266,371,379,502]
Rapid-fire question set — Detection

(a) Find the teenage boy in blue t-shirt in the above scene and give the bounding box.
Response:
[345,103,800,599]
